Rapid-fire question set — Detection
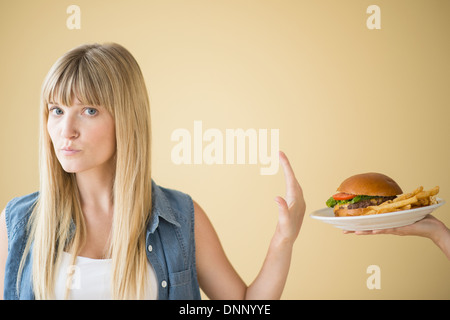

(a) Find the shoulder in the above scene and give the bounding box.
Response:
[4,191,39,241]
[155,183,194,213]
[154,184,206,225]
[151,180,195,230]
[192,199,207,224]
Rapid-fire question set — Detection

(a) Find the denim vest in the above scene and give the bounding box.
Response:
[3,180,201,300]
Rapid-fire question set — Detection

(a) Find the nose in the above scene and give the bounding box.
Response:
[60,114,79,139]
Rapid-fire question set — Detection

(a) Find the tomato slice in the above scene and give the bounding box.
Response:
[332,192,356,201]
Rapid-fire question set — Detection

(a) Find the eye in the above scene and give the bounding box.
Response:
[84,108,98,116]
[50,107,63,116]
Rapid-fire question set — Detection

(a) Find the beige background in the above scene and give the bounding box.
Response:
[1,0,449,299]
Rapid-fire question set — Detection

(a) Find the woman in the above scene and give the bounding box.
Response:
[0,43,305,299]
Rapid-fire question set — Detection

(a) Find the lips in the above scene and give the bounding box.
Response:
[60,147,81,156]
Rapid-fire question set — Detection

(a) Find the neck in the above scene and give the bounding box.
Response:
[75,162,115,215]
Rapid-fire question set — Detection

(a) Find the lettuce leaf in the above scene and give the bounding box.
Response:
[325,195,380,208]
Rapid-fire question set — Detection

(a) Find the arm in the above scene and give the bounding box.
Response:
[430,219,450,260]
[195,151,306,299]
[345,215,450,260]
[0,209,8,300]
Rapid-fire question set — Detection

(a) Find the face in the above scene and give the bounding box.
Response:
[47,98,116,174]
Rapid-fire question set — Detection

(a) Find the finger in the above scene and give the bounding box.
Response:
[344,230,374,235]
[279,151,302,198]
[354,230,377,235]
[279,150,296,187]
[372,228,395,235]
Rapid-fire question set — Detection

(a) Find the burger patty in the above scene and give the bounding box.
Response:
[346,196,396,209]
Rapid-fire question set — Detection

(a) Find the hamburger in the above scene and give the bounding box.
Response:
[326,172,403,217]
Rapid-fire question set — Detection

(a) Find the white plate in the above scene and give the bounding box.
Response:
[310,198,445,231]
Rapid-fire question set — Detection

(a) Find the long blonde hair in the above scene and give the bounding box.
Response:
[19,43,153,299]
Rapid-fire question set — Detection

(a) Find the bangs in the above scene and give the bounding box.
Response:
[42,50,113,111]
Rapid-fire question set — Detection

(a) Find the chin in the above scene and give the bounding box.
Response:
[60,165,83,173]
[58,160,87,173]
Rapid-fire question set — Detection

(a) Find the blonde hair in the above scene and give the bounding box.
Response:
[19,43,153,299]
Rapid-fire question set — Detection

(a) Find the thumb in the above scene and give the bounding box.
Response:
[274,196,289,215]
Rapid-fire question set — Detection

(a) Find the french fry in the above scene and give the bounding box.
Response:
[362,209,377,216]
[378,207,396,214]
[399,204,411,210]
[415,186,439,199]
[360,186,439,216]
[394,186,423,202]
[430,196,437,205]
[368,196,418,212]
[414,186,425,195]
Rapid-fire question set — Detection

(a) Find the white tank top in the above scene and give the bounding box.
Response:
[54,252,158,300]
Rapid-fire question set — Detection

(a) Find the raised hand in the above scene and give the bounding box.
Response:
[274,151,306,243]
